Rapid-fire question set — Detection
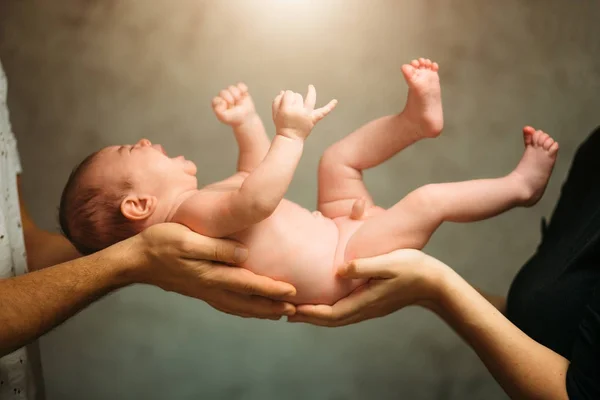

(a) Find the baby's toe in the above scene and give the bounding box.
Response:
[542,135,555,151]
[401,64,416,80]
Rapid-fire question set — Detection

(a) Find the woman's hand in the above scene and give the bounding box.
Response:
[291,248,573,399]
[130,223,298,320]
[288,249,448,326]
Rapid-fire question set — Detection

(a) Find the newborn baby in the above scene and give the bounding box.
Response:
[59,58,559,304]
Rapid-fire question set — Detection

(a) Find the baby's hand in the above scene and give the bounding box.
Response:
[272,85,337,140]
[212,83,257,127]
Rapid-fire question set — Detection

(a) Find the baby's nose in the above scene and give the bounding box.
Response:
[136,138,152,147]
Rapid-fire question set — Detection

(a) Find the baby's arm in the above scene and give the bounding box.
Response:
[212,83,271,173]
[174,136,305,237]
[174,86,337,238]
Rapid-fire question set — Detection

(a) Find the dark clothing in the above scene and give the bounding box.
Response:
[507,126,600,399]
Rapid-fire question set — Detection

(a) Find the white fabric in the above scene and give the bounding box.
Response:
[0,60,38,400]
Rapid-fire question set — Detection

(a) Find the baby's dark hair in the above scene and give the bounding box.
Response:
[59,151,143,255]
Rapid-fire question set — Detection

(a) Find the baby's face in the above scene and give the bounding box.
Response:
[93,138,198,198]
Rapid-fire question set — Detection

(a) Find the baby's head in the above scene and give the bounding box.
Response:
[59,139,198,254]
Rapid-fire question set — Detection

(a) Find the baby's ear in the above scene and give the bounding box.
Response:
[120,195,157,221]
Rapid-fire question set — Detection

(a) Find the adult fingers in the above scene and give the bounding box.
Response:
[338,248,425,279]
[337,258,395,279]
[178,230,248,264]
[286,312,362,327]
[205,264,297,299]
[291,283,380,324]
[206,300,254,319]
[206,289,296,318]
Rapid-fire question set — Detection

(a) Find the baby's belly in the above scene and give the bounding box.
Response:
[231,200,365,305]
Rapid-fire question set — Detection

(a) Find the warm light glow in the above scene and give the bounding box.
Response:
[235,0,337,33]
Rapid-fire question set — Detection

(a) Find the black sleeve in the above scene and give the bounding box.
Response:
[566,281,600,399]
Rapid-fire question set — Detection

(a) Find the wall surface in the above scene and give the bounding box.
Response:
[1,0,599,399]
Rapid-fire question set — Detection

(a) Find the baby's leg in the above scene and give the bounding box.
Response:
[318,58,443,218]
[345,127,559,261]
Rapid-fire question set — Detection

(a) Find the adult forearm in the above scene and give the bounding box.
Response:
[0,240,135,356]
[428,269,569,400]
[474,287,506,314]
[24,228,80,271]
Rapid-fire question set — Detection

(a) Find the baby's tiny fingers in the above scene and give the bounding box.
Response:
[312,99,338,122]
[212,97,227,111]
[304,84,316,110]
[229,85,242,101]
[272,92,284,116]
[219,90,235,105]
[294,92,303,106]
[237,82,249,94]
[281,90,295,107]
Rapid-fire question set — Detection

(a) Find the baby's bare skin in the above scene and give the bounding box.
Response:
[169,59,558,305]
[84,59,558,305]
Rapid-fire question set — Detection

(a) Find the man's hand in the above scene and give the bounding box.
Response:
[132,223,297,320]
[212,83,258,128]
[288,249,446,326]
[272,85,337,140]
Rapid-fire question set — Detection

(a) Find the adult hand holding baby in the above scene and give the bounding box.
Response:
[130,223,297,320]
[288,249,448,326]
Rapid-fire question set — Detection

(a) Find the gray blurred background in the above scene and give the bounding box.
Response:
[1,0,599,399]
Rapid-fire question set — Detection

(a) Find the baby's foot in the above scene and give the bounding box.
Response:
[400,58,443,138]
[511,126,559,207]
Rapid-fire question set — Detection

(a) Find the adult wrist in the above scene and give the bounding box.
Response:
[416,258,457,314]
[96,234,147,288]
